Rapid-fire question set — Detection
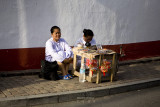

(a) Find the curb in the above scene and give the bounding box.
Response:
[119,56,160,66]
[0,69,40,77]
[0,56,160,77]
[0,78,159,107]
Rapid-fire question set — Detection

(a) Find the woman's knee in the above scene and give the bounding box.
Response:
[57,61,64,66]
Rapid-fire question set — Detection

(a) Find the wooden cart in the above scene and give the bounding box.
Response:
[72,47,118,84]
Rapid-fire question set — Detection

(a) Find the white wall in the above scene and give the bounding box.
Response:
[0,0,160,49]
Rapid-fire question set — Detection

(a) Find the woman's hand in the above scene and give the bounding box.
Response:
[62,58,73,64]
[68,57,73,62]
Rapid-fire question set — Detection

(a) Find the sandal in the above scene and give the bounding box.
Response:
[63,75,70,80]
[67,74,73,79]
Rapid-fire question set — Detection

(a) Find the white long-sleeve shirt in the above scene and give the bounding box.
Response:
[74,37,96,67]
[74,37,96,47]
[45,38,73,62]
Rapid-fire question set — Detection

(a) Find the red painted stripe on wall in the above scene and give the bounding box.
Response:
[0,40,160,71]
[103,40,160,61]
[0,48,45,71]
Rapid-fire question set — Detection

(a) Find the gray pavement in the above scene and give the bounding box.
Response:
[0,57,160,107]
[42,86,160,107]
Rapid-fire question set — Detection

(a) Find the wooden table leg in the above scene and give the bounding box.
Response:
[81,55,84,65]
[111,53,116,82]
[96,55,102,84]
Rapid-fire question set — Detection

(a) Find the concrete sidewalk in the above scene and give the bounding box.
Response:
[0,57,160,107]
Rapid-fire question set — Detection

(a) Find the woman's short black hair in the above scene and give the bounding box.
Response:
[50,26,61,34]
[83,29,94,37]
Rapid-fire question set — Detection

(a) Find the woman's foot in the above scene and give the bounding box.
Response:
[63,75,70,80]
[67,74,73,79]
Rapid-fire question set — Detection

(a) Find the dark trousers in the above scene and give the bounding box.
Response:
[39,60,60,80]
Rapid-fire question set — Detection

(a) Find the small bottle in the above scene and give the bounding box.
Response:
[79,64,86,82]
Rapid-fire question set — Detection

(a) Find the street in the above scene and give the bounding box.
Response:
[35,86,160,107]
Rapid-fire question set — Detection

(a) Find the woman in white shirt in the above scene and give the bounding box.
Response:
[74,29,96,68]
[74,29,96,47]
[45,26,73,80]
